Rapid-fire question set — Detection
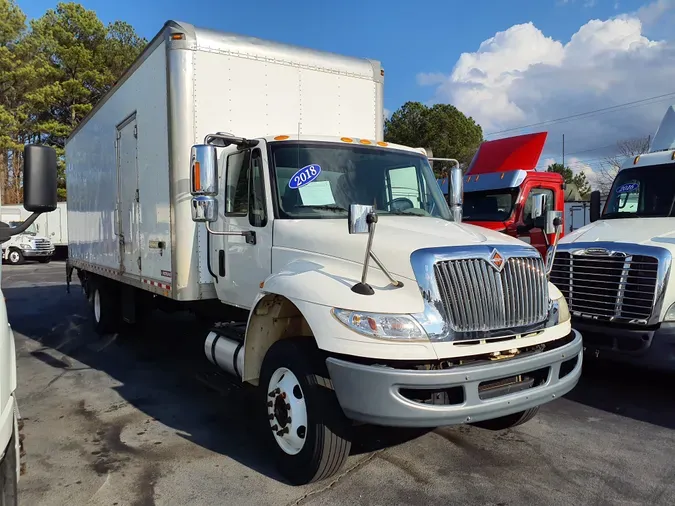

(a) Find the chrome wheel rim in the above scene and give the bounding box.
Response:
[267,367,307,455]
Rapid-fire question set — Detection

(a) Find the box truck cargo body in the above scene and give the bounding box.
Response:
[66,20,384,301]
[65,20,581,485]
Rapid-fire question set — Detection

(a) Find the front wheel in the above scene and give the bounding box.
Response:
[471,406,540,431]
[0,424,19,506]
[6,249,23,265]
[259,339,352,485]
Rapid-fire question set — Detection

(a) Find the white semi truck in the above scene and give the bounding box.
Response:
[0,146,58,504]
[65,20,582,485]
[551,105,675,371]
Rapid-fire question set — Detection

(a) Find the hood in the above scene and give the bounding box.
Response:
[273,216,532,280]
[463,220,507,232]
[562,218,675,248]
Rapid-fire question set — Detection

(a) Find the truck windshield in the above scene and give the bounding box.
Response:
[602,163,675,219]
[463,188,519,222]
[8,221,37,235]
[270,142,452,221]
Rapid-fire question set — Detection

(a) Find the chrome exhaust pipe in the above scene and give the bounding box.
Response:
[204,331,244,380]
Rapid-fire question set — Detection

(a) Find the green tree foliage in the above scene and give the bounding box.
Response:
[384,101,483,176]
[0,1,146,203]
[547,162,591,198]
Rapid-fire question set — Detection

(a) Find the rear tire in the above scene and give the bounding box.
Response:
[259,339,352,485]
[6,249,23,265]
[91,280,121,335]
[0,424,18,506]
[37,256,51,264]
[471,407,540,431]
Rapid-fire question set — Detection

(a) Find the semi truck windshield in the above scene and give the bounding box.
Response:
[602,163,675,219]
[271,142,452,221]
[463,188,519,222]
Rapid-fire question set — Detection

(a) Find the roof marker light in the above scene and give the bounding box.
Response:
[274,135,289,141]
[341,137,353,143]
[634,155,640,164]
[359,139,372,145]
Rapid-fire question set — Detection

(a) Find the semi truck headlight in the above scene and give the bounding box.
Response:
[332,308,428,341]
[664,303,675,322]
[20,243,31,249]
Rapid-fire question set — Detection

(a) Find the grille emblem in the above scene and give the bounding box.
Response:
[488,248,505,272]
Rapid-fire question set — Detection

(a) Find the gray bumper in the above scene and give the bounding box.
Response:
[575,320,675,372]
[326,330,583,428]
[22,249,53,257]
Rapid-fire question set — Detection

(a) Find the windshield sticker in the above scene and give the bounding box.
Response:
[299,180,336,206]
[289,164,321,189]
[616,182,639,194]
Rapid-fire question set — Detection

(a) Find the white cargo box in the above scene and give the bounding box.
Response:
[66,20,384,301]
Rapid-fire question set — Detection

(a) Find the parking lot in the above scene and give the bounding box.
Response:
[5,261,675,505]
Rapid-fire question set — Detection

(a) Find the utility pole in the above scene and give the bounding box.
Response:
[562,133,565,167]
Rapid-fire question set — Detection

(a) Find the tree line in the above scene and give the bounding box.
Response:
[0,0,146,203]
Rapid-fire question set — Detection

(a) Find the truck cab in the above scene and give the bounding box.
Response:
[1,222,54,265]
[438,132,565,257]
[551,105,675,371]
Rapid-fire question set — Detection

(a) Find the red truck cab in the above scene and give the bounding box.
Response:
[439,132,565,257]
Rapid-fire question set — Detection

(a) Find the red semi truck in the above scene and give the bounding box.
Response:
[438,132,565,257]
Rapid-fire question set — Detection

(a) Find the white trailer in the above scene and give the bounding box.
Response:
[65,20,581,485]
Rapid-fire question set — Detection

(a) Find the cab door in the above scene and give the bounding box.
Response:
[211,143,273,309]
[518,186,555,257]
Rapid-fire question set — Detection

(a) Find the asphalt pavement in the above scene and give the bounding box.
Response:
[4,261,675,505]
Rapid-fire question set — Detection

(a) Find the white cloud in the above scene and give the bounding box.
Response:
[384,107,392,120]
[417,2,675,182]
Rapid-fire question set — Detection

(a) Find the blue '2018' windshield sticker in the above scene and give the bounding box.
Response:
[289,164,321,189]
[616,182,639,194]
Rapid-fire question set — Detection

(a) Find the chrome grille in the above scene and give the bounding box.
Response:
[434,256,549,333]
[33,239,52,250]
[550,251,658,322]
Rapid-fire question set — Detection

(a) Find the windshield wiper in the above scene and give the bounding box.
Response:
[295,204,347,212]
[601,212,639,219]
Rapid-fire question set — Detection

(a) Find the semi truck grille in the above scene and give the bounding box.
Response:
[549,252,658,322]
[434,256,549,333]
[33,239,52,250]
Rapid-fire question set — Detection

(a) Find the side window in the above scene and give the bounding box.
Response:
[249,149,267,227]
[226,150,251,215]
[523,188,554,226]
[386,166,422,208]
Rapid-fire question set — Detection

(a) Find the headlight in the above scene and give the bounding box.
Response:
[550,294,570,325]
[332,308,428,341]
[20,243,31,249]
[664,302,675,322]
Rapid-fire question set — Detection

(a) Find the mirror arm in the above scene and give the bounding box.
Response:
[369,250,404,288]
[205,222,256,245]
[546,218,563,276]
[0,212,41,242]
[351,212,378,295]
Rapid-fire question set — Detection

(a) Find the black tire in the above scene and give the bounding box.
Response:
[37,256,51,264]
[0,425,18,506]
[259,339,352,485]
[471,406,540,431]
[6,249,23,265]
[91,280,121,335]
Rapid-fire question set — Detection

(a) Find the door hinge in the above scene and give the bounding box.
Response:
[116,130,122,140]
[135,189,140,202]
[137,257,142,270]
[134,125,138,138]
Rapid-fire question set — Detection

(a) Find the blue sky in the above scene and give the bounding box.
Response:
[17,0,675,184]
[18,0,653,117]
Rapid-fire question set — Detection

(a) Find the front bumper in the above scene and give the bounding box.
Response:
[21,248,53,257]
[575,320,675,372]
[326,329,583,428]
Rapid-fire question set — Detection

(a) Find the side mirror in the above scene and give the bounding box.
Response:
[544,210,563,234]
[190,144,218,196]
[448,164,463,223]
[191,195,218,223]
[530,193,546,221]
[24,145,57,213]
[348,204,374,234]
[590,190,601,222]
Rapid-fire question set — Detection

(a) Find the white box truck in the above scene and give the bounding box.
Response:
[0,145,58,504]
[551,104,675,371]
[65,20,582,485]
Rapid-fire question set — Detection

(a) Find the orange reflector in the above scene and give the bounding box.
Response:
[194,161,201,191]
[359,139,372,145]
[341,137,353,143]
[260,281,264,288]
[377,141,388,147]
[274,135,289,141]
[500,172,505,179]
[171,33,185,40]
[634,155,640,164]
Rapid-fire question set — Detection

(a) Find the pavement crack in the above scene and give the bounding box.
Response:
[287,450,383,506]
